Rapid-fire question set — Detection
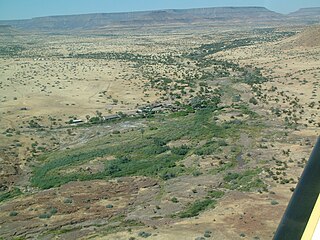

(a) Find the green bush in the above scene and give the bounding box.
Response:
[138,231,152,238]
[204,230,212,238]
[63,198,73,204]
[249,97,258,105]
[171,145,189,155]
[179,199,216,218]
[39,213,51,219]
[0,188,22,203]
[9,211,18,216]
[207,190,224,199]
[171,197,179,203]
[49,207,58,215]
[153,137,167,146]
[195,147,215,156]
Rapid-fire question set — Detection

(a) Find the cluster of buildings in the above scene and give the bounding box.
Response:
[69,102,180,125]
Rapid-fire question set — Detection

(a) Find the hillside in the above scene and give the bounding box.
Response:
[293,25,320,47]
[0,7,284,30]
[289,7,320,17]
[288,7,320,24]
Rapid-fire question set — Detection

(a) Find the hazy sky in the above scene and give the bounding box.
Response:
[0,0,319,20]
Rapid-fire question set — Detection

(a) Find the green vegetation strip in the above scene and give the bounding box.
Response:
[31,108,251,189]
[0,187,22,203]
[178,199,216,218]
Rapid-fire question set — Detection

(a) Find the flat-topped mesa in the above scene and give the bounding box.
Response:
[0,6,284,30]
[179,6,282,17]
[2,6,320,31]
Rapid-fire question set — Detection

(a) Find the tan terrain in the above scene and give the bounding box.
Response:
[0,16,319,240]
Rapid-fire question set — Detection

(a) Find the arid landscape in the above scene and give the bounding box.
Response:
[0,6,319,240]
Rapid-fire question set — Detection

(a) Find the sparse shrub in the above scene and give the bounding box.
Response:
[9,211,18,216]
[207,190,224,199]
[49,207,58,215]
[63,198,72,204]
[195,237,206,240]
[161,172,176,180]
[249,97,258,105]
[171,197,179,203]
[232,95,241,102]
[204,230,212,238]
[39,213,51,219]
[192,170,202,176]
[138,231,152,238]
[218,140,228,146]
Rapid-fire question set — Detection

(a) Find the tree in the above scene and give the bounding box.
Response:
[96,110,102,119]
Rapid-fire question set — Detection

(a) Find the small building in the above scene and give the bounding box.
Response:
[103,115,121,121]
[151,106,165,113]
[70,119,83,124]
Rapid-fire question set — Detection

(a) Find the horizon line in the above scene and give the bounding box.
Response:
[0,5,314,21]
